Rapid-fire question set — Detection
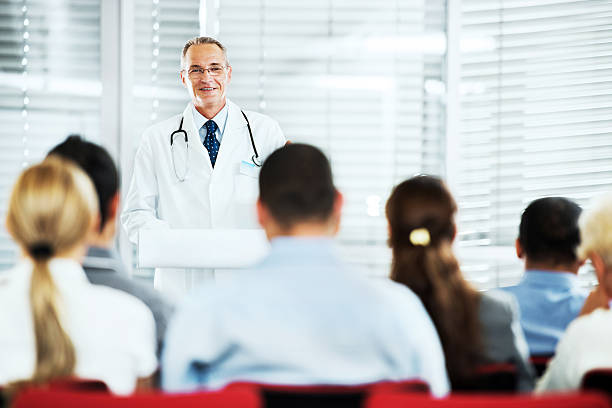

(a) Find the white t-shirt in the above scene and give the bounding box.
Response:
[536,307,612,392]
[0,258,157,394]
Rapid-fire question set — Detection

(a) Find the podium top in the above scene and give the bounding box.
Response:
[138,229,270,269]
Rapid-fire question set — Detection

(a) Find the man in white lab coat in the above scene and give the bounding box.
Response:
[121,37,286,299]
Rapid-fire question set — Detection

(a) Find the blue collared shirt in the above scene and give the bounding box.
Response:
[501,270,588,355]
[192,102,229,144]
[162,237,449,396]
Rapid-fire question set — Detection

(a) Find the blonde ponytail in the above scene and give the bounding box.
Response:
[29,256,76,383]
[5,157,97,387]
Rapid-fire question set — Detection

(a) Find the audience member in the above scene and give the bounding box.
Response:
[162,144,449,396]
[48,135,174,355]
[0,157,156,394]
[386,175,534,391]
[502,197,587,355]
[537,193,612,391]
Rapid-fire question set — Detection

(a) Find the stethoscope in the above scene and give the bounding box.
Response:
[170,110,261,182]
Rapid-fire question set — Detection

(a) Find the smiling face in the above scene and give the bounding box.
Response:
[180,43,232,118]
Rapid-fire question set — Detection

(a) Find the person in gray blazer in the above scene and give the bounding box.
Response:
[386,175,535,391]
[48,135,174,356]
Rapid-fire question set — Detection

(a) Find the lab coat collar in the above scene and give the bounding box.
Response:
[182,103,213,171]
[181,99,248,173]
[210,99,248,172]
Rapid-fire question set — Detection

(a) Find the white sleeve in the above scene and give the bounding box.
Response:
[133,305,158,378]
[120,133,170,244]
[271,118,286,147]
[536,315,587,392]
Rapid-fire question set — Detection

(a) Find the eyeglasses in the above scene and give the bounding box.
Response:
[185,66,227,79]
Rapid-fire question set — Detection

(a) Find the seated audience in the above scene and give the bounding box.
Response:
[502,197,587,355]
[386,175,534,391]
[162,144,449,396]
[537,193,612,391]
[0,158,156,394]
[48,135,174,355]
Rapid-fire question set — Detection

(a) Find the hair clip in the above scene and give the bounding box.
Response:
[409,228,431,246]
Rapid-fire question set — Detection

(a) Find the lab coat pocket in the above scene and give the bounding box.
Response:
[233,174,259,228]
[234,174,259,203]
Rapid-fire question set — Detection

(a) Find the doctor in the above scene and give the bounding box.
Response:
[121,36,286,299]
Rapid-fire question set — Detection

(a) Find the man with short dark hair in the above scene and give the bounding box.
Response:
[49,135,173,355]
[162,144,449,396]
[502,197,588,355]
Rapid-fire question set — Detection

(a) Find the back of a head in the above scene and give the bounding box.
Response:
[386,175,460,301]
[48,135,119,231]
[385,175,484,387]
[259,143,336,230]
[6,157,98,386]
[386,175,456,250]
[519,197,582,267]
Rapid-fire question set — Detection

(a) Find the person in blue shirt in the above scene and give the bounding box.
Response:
[161,143,449,396]
[502,197,588,356]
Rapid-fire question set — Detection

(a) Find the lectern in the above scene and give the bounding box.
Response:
[138,229,270,269]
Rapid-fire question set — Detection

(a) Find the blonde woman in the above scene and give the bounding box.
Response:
[0,157,157,394]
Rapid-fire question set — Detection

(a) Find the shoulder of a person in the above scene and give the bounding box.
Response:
[141,112,184,141]
[481,289,517,317]
[85,283,155,324]
[231,103,279,128]
[567,307,612,336]
[87,270,172,315]
[368,277,425,310]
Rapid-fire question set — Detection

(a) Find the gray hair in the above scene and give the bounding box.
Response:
[180,36,229,69]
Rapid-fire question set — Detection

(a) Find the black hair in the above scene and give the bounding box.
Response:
[518,197,582,266]
[48,135,119,231]
[259,143,336,229]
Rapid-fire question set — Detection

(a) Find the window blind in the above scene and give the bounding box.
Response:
[215,0,447,276]
[0,0,101,268]
[457,0,612,287]
[125,0,200,277]
[129,0,200,140]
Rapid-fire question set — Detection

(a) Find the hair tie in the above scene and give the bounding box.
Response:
[29,242,54,260]
[409,228,431,247]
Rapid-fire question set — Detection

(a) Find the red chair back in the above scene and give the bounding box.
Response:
[12,386,261,408]
[227,379,429,408]
[366,392,611,408]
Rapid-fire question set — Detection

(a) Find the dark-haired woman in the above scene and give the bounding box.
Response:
[386,175,534,391]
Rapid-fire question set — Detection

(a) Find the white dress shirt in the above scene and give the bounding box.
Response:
[0,258,157,394]
[192,103,229,144]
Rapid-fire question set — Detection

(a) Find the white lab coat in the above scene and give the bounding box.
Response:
[121,99,285,299]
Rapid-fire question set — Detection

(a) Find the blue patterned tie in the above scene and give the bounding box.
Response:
[201,120,220,167]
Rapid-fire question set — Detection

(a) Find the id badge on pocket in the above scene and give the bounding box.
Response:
[240,160,260,178]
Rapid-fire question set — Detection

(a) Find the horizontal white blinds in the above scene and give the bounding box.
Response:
[0,0,101,269]
[217,0,447,275]
[130,0,200,144]
[457,0,612,287]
